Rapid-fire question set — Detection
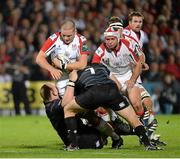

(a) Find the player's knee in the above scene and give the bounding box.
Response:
[143,97,153,107]
[131,99,142,112]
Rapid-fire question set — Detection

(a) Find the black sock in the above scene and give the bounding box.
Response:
[134,125,150,146]
[65,117,78,146]
[96,118,119,140]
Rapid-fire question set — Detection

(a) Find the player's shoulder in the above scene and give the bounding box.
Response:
[140,29,145,34]
[95,43,105,55]
[121,38,130,46]
[123,26,131,36]
[49,32,59,41]
[76,33,87,42]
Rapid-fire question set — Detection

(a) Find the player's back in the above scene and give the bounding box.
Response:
[76,64,114,90]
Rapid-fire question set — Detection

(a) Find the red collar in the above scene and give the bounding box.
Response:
[113,42,121,56]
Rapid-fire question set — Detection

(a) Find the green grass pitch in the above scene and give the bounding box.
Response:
[0,114,180,158]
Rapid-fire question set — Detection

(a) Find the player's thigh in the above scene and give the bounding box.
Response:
[64,99,84,114]
[128,86,142,105]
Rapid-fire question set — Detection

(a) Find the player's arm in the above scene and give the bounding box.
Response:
[125,40,143,88]
[36,50,55,71]
[110,74,122,90]
[126,38,149,71]
[51,54,88,72]
[130,55,143,82]
[92,44,105,63]
[36,33,63,80]
[61,70,78,107]
[67,38,89,71]
[66,54,88,71]
[133,42,149,71]
[140,53,149,71]
[36,50,62,80]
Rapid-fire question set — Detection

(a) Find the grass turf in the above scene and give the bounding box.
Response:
[0,114,180,158]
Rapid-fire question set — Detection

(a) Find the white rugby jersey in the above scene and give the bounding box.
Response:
[123,26,147,49]
[40,32,89,96]
[92,39,140,75]
[122,26,148,83]
[40,32,89,63]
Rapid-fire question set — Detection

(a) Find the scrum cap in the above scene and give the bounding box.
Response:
[109,16,123,29]
[104,27,120,41]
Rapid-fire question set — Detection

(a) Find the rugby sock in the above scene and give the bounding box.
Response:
[134,125,150,146]
[147,119,158,138]
[112,117,135,135]
[65,117,78,146]
[142,106,149,127]
[96,118,119,141]
[108,109,118,121]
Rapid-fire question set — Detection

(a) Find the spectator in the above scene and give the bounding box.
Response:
[144,61,161,82]
[159,74,178,114]
[164,53,180,80]
[11,64,31,115]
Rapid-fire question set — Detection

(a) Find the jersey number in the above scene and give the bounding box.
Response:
[86,67,95,74]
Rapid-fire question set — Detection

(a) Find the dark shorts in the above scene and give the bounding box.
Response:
[75,83,129,111]
[77,125,104,149]
[45,100,104,149]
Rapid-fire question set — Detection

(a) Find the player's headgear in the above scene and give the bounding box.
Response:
[104,27,120,42]
[108,16,123,29]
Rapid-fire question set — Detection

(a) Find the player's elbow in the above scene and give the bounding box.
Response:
[80,61,87,69]
[36,52,44,65]
[75,61,87,70]
[35,54,40,65]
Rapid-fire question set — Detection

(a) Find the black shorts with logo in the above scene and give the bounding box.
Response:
[75,83,129,111]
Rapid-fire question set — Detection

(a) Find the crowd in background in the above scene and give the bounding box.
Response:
[0,0,180,114]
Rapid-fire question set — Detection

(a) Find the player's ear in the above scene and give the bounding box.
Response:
[45,82,58,96]
[51,87,58,96]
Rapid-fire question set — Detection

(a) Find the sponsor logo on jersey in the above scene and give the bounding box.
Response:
[80,35,86,42]
[82,43,88,52]
[102,58,110,66]
[123,29,130,36]
[134,44,142,57]
[49,33,58,41]
[119,102,125,108]
[96,47,103,56]
[72,44,77,50]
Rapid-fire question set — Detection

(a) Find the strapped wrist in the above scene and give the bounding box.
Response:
[59,59,67,70]
[67,81,75,87]
[62,63,67,70]
[69,80,75,83]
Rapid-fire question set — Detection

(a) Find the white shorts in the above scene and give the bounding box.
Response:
[56,79,69,97]
[113,70,139,86]
[113,71,150,98]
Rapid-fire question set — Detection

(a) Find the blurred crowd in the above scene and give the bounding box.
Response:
[0,0,180,114]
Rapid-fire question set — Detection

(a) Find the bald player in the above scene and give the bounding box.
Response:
[36,19,89,96]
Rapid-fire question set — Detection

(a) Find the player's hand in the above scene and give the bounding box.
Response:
[52,58,63,69]
[69,70,78,82]
[125,79,135,89]
[49,67,62,80]
[142,63,149,71]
